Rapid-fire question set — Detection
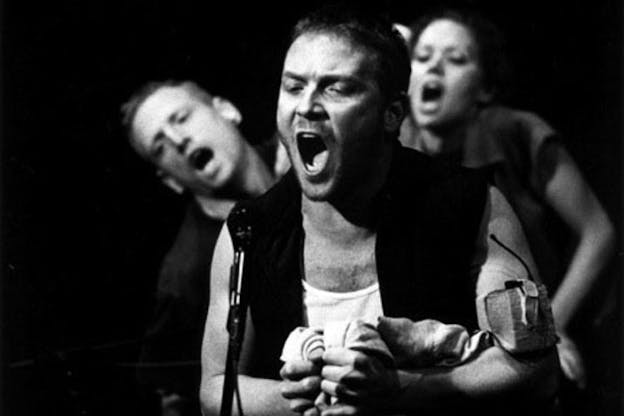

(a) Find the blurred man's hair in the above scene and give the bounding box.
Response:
[120,80,213,143]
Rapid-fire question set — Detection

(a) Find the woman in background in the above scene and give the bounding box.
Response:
[398,8,616,406]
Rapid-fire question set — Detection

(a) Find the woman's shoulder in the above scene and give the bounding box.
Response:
[476,105,558,143]
[464,105,560,165]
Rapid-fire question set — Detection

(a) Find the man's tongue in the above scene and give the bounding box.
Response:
[298,133,328,173]
[307,150,329,172]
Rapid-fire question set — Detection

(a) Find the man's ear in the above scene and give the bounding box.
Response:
[158,171,185,194]
[212,96,242,124]
[383,94,408,133]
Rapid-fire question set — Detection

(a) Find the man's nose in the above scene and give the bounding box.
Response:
[295,89,325,120]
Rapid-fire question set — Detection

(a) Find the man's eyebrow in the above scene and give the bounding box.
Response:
[282,71,362,84]
[321,74,361,83]
[281,71,305,81]
[166,109,183,124]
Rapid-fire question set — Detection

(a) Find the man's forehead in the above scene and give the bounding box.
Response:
[139,86,198,116]
[133,87,196,132]
[284,32,375,75]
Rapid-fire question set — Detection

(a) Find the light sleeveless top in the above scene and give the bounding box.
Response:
[301,280,384,328]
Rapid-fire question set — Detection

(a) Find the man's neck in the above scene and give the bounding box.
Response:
[194,195,237,220]
[301,140,393,236]
[302,198,375,243]
[195,142,275,220]
[237,142,275,197]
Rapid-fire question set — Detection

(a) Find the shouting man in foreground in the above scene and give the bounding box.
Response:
[201,6,559,416]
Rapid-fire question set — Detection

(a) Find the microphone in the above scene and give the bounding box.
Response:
[227,205,253,320]
[221,204,254,416]
[229,204,253,252]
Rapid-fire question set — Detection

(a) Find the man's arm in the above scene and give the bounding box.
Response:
[319,186,559,414]
[396,186,559,409]
[199,225,292,416]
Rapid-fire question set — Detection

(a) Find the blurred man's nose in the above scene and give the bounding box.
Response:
[163,126,191,154]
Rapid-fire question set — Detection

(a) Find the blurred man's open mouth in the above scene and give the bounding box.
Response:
[189,147,214,171]
[297,132,328,174]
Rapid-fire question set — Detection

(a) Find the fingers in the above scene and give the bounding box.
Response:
[322,348,361,366]
[281,376,322,399]
[322,349,371,389]
[283,348,395,414]
[280,375,323,414]
[303,407,321,416]
[287,398,316,413]
[319,403,368,416]
[320,379,360,400]
[281,359,322,381]
[321,364,367,388]
[377,316,411,332]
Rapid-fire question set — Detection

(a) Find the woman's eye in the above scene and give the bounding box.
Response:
[413,52,430,62]
[448,54,468,64]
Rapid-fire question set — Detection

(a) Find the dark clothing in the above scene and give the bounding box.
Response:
[138,201,222,395]
[409,106,571,292]
[462,106,569,291]
[230,145,489,380]
[137,141,277,399]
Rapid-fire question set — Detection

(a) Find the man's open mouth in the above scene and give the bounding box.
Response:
[421,82,443,102]
[296,132,328,173]
[189,147,214,171]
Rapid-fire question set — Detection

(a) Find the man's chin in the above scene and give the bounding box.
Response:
[298,179,334,202]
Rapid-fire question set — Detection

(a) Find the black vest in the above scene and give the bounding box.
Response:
[228,145,488,379]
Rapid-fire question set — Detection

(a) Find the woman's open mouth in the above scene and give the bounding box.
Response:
[421,81,443,102]
[296,132,329,174]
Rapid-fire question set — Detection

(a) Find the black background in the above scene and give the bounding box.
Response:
[3,0,623,414]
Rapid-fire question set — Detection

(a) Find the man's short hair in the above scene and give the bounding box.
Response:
[290,5,411,103]
[120,80,213,145]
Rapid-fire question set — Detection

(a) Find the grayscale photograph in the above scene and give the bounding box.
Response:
[4,1,622,415]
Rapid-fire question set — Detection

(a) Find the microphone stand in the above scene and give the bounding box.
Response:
[220,207,252,416]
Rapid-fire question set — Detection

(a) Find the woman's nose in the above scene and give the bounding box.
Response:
[426,56,444,75]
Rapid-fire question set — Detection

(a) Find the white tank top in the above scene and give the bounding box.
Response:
[301,279,384,328]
